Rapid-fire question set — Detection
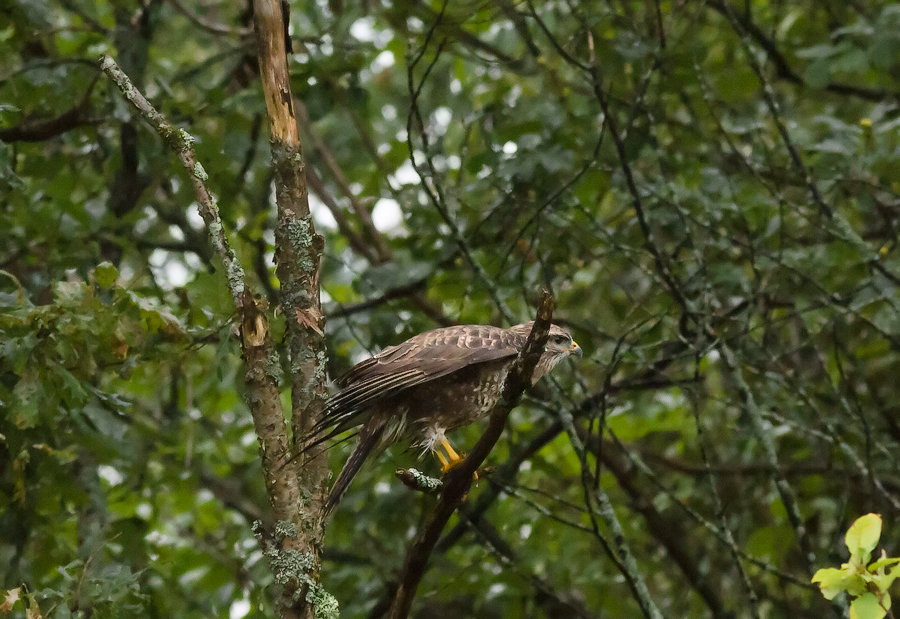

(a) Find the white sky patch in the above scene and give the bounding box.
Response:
[446,154,461,169]
[149,250,190,288]
[372,50,394,72]
[502,141,518,155]
[117,264,134,281]
[179,566,208,587]
[168,224,184,241]
[135,206,157,235]
[505,84,522,107]
[382,104,397,121]
[136,502,153,519]
[433,106,452,127]
[98,465,124,486]
[655,391,680,408]
[319,34,334,55]
[186,204,204,229]
[184,251,203,272]
[374,481,391,494]
[230,597,251,619]
[373,197,402,231]
[391,160,419,185]
[310,192,337,230]
[241,430,258,447]
[350,17,376,42]
[519,524,532,539]
[449,78,462,94]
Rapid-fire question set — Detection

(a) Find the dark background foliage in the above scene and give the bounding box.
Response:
[3,0,900,616]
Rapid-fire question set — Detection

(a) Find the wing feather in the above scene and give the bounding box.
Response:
[315,324,527,436]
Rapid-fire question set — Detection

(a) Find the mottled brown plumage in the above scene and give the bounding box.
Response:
[316,322,580,516]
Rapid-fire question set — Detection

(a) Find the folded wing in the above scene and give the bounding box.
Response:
[311,324,527,442]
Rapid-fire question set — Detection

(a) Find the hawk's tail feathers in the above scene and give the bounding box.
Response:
[323,422,386,518]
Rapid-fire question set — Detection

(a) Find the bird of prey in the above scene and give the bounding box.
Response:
[314,322,581,516]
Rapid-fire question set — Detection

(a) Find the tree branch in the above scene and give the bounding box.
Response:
[251,0,331,616]
[98,53,303,610]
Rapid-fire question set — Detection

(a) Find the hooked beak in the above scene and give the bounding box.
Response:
[570,341,582,357]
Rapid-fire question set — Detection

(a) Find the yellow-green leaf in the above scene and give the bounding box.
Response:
[812,567,853,600]
[850,592,886,619]
[846,514,882,558]
[95,261,120,288]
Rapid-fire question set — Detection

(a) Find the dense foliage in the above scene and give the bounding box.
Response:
[3,0,900,616]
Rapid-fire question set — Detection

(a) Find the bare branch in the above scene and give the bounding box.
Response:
[98,52,300,569]
[252,0,331,616]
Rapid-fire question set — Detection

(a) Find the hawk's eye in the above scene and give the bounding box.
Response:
[553,334,569,345]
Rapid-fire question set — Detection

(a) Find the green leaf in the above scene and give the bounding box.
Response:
[850,593,887,619]
[873,566,900,593]
[94,261,119,289]
[846,514,883,560]
[869,556,900,572]
[812,567,855,600]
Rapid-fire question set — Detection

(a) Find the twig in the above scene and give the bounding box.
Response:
[99,55,247,306]
[395,468,443,496]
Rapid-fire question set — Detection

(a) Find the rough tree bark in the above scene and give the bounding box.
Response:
[251,1,331,617]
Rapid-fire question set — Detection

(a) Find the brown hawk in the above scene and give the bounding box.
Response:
[314,322,581,516]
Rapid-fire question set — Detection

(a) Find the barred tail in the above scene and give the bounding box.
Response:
[323,422,385,518]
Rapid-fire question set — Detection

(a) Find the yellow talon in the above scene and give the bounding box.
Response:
[436,450,450,470]
[441,438,460,462]
[437,438,464,474]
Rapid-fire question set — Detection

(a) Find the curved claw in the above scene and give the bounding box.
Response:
[437,439,478,481]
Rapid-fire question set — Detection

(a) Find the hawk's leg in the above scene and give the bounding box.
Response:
[437,438,477,481]
[421,426,467,474]
[437,438,463,473]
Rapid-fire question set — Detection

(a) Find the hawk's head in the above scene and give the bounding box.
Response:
[509,322,581,383]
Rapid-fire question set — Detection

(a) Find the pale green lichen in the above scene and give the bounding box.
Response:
[225,260,246,297]
[314,350,328,381]
[268,548,312,590]
[205,219,246,297]
[308,586,339,619]
[179,128,195,145]
[286,218,315,274]
[264,353,283,383]
[407,468,443,491]
[274,520,297,541]
[193,161,208,181]
[249,521,339,617]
